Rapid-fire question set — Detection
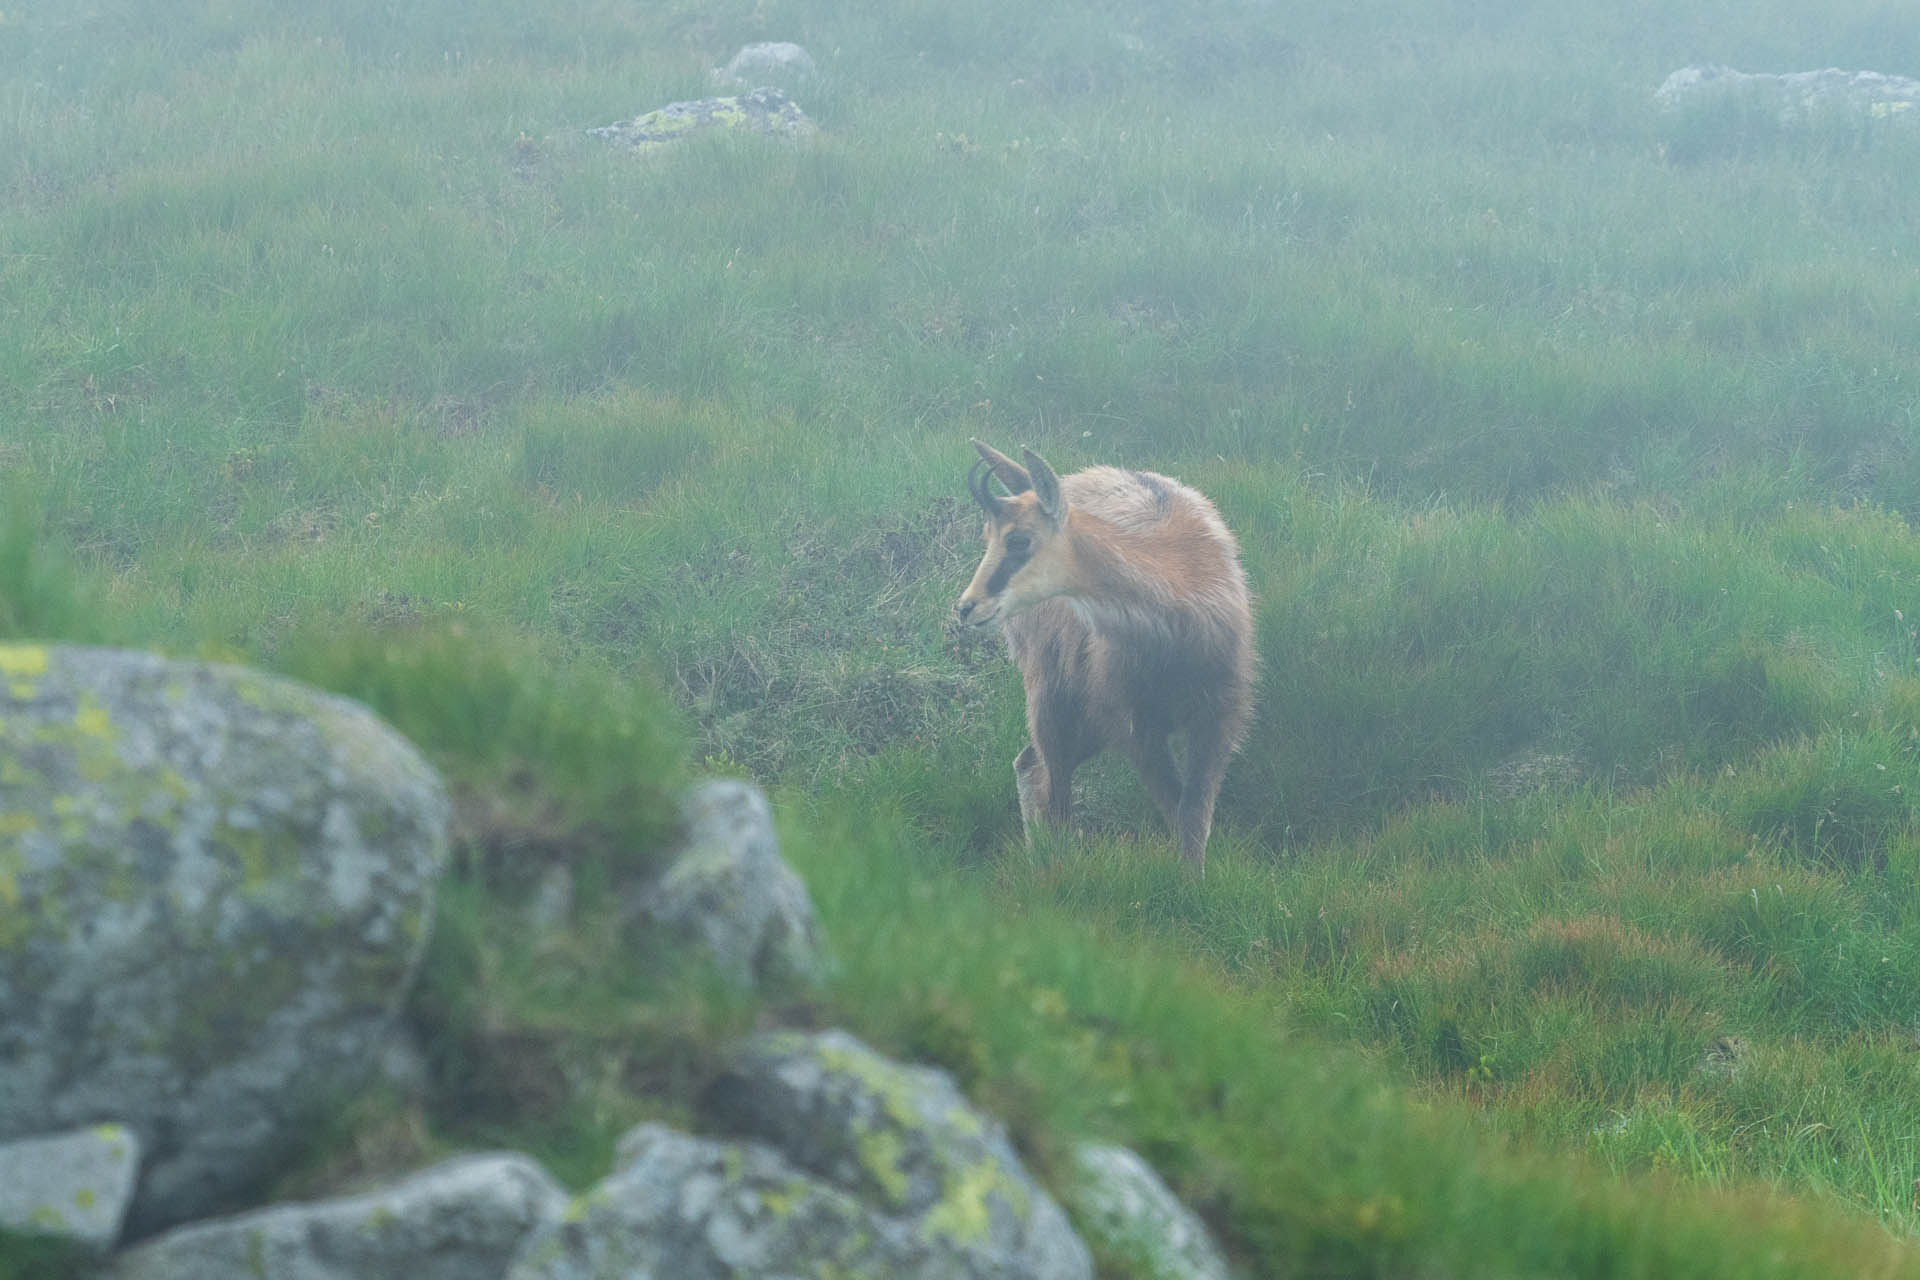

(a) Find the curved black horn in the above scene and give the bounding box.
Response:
[967,458,1008,517]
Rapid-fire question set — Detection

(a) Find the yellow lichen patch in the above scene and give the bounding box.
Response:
[219,822,273,888]
[855,1127,911,1207]
[0,645,48,679]
[73,695,113,738]
[943,1106,983,1138]
[51,795,89,845]
[921,1160,1023,1246]
[73,1187,97,1210]
[817,1040,923,1131]
[0,832,26,911]
[31,711,125,785]
[762,1181,806,1220]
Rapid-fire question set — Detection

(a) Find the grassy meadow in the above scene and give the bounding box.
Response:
[6,0,1920,1274]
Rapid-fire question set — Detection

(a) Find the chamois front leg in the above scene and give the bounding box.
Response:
[1176,718,1236,873]
[1013,741,1077,844]
[1013,744,1047,841]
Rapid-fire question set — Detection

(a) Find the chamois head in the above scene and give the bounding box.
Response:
[955,439,1070,630]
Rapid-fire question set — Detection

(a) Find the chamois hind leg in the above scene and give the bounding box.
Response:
[1124,727,1183,840]
[1176,717,1236,873]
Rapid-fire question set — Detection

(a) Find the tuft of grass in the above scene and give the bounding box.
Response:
[0,486,108,645]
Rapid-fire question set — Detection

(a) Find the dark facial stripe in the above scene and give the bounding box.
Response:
[985,544,1031,596]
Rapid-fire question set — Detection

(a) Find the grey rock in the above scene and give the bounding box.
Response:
[1656,65,1920,126]
[107,1152,567,1280]
[525,863,575,933]
[702,1029,1092,1278]
[623,779,826,989]
[0,1123,142,1254]
[589,88,818,152]
[0,645,450,1237]
[1486,745,1586,801]
[1069,1144,1231,1280]
[712,41,817,87]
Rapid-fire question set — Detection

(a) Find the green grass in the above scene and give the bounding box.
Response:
[7,0,1920,1272]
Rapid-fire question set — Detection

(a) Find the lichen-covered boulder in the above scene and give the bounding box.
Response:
[588,87,818,152]
[510,1116,1090,1280]
[0,645,450,1237]
[623,779,826,989]
[508,1124,923,1279]
[1069,1144,1232,1280]
[0,1123,142,1254]
[711,41,818,87]
[701,1029,1092,1278]
[106,1153,567,1280]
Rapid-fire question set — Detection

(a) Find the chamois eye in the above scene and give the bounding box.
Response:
[1005,532,1031,555]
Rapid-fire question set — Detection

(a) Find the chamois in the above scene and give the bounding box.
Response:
[954,439,1254,870]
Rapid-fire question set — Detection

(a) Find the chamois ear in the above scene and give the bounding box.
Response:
[1021,447,1063,524]
[970,438,1032,495]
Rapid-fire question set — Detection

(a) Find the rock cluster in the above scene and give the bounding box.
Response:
[0,645,1226,1279]
[512,1031,1092,1280]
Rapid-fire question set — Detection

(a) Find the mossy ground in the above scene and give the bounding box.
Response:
[5,0,1920,1274]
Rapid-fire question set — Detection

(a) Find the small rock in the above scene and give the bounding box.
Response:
[589,88,818,152]
[1070,1144,1231,1280]
[1486,745,1587,801]
[0,1124,142,1254]
[712,41,817,87]
[1656,65,1920,126]
[106,1153,568,1280]
[623,779,827,989]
